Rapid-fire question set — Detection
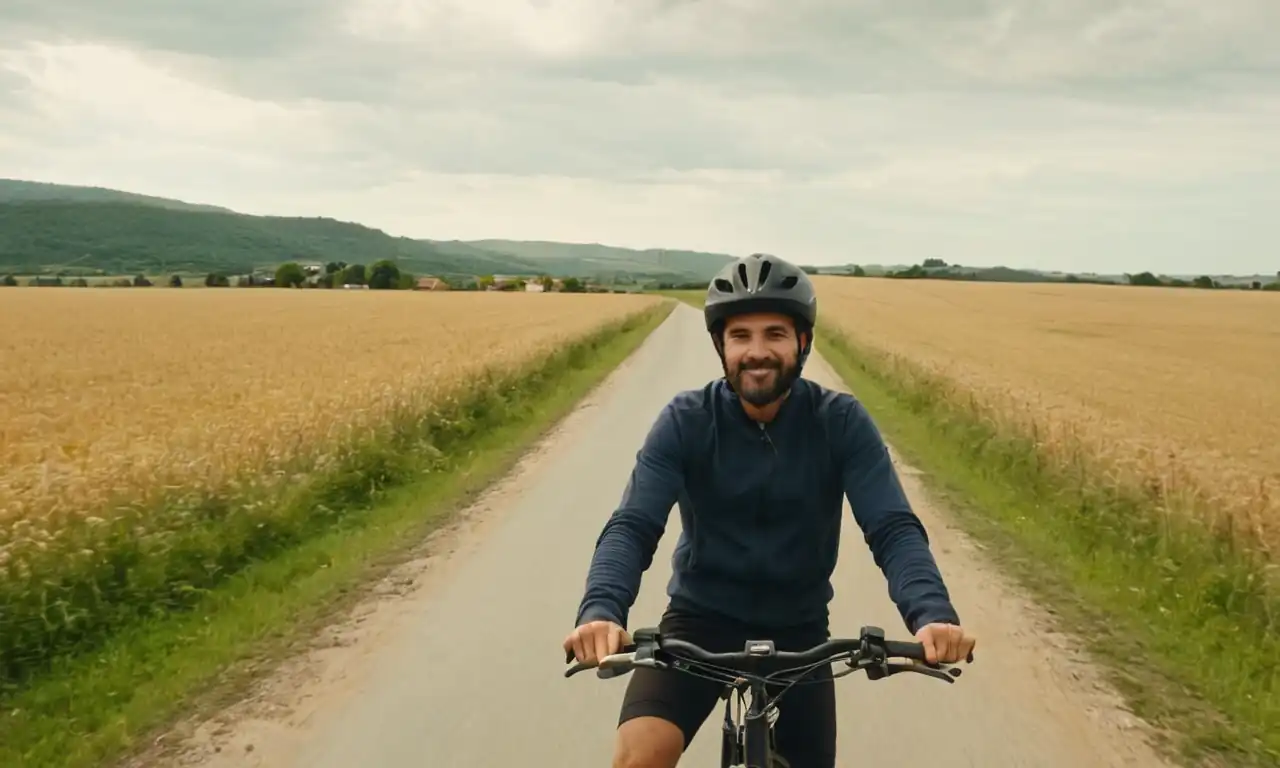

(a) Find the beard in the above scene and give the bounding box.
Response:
[727,357,800,406]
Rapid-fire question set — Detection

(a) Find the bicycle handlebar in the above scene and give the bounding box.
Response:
[653,635,930,667]
[565,624,969,686]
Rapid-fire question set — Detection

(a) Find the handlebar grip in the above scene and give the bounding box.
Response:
[883,640,928,661]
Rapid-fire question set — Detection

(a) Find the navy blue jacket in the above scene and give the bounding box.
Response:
[574,377,960,635]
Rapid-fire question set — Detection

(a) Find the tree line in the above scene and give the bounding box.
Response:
[812,259,1280,291]
[1,260,593,291]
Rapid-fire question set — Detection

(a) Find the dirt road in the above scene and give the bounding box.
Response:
[159,304,1172,767]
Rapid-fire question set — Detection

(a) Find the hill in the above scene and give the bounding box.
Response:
[0,180,733,283]
[0,201,545,278]
[457,240,734,283]
[0,179,233,214]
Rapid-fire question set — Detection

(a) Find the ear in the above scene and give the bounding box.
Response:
[796,327,813,357]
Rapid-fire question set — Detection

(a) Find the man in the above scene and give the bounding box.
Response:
[564,253,975,768]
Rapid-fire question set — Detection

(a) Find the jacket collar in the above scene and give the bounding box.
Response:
[716,377,808,430]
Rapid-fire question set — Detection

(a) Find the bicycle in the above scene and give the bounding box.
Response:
[565,624,969,768]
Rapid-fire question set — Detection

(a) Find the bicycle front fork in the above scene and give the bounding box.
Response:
[720,688,784,768]
[721,696,743,768]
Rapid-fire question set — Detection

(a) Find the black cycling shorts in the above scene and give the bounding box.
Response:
[618,603,836,768]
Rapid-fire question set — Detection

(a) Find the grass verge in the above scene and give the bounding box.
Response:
[816,329,1278,767]
[0,300,674,768]
[662,288,1276,765]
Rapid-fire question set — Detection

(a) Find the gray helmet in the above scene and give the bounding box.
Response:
[704,253,818,334]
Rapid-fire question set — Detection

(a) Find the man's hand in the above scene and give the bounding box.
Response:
[915,622,976,665]
[563,620,631,666]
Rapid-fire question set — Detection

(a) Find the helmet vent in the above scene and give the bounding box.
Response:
[779,275,798,289]
[737,263,749,289]
[714,278,735,293]
[758,259,773,286]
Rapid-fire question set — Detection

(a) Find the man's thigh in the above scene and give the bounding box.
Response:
[769,663,837,768]
[618,664,724,751]
[616,605,741,751]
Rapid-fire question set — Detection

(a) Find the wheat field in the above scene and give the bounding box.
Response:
[0,288,661,527]
[814,276,1280,551]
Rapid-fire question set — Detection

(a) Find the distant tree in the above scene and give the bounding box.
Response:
[800,265,820,275]
[397,272,416,290]
[889,265,928,279]
[133,274,152,287]
[561,276,585,293]
[1064,274,1080,283]
[1251,281,1263,290]
[367,259,401,289]
[70,277,89,287]
[852,265,866,277]
[275,262,306,288]
[1192,275,1216,289]
[205,272,230,287]
[340,263,366,286]
[1125,271,1162,287]
[538,275,555,291]
[1,275,16,286]
[922,258,948,268]
[169,274,184,288]
[325,261,347,275]
[477,274,495,290]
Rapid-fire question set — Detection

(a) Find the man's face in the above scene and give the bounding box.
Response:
[721,312,804,406]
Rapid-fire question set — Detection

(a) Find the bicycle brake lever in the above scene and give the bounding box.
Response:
[564,642,641,676]
[564,641,639,664]
[885,662,960,683]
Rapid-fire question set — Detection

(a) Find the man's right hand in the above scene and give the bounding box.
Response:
[563,620,631,666]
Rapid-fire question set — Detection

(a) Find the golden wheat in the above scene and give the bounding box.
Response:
[0,288,660,526]
[814,276,1280,551]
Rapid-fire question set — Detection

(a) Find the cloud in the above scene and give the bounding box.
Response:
[2,0,1279,274]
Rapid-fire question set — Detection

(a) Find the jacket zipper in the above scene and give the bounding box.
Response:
[753,421,778,622]
[758,421,777,456]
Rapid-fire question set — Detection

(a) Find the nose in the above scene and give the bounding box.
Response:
[741,334,773,363]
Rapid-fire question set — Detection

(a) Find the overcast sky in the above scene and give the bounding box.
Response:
[2,1,1278,275]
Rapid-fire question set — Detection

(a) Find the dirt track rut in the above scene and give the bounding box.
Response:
[155,303,1173,767]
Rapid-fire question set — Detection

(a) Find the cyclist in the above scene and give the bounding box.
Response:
[564,253,975,768]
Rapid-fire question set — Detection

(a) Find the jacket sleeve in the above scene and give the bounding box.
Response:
[574,401,685,629]
[840,399,960,634]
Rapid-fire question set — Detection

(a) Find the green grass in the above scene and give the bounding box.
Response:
[0,300,674,768]
[660,287,1278,766]
[657,289,704,306]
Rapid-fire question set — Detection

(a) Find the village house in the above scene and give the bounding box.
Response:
[415,276,450,291]
[524,277,564,293]
[488,274,522,290]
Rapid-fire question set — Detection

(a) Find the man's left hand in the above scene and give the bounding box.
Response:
[915,622,976,665]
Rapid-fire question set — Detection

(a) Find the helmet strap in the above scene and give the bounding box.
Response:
[710,329,727,367]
